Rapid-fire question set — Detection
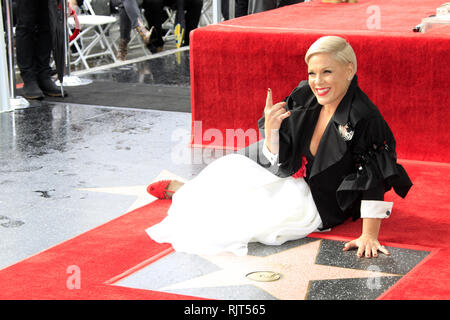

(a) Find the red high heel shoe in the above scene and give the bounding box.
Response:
[147,180,176,199]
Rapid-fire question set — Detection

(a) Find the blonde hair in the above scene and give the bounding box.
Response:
[305,36,357,77]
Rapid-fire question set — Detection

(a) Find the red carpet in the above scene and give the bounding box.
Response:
[0,201,200,300]
[0,160,448,300]
[189,0,450,163]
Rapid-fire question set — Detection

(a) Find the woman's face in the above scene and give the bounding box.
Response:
[307,52,353,109]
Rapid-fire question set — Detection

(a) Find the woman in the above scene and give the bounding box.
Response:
[146,36,412,258]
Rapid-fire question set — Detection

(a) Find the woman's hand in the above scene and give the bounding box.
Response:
[264,88,290,132]
[264,88,290,153]
[343,233,390,258]
[342,218,390,258]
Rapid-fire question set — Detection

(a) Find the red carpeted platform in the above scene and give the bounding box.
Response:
[189,0,450,163]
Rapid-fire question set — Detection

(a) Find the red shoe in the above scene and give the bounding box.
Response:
[147,180,176,199]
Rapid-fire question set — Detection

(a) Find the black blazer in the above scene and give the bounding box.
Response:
[257,76,412,229]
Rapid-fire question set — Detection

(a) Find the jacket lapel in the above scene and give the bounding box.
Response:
[309,77,358,179]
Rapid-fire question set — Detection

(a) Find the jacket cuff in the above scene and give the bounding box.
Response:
[262,139,279,166]
[360,200,393,219]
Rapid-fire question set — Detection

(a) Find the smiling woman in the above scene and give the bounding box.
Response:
[146,36,413,260]
[305,37,357,160]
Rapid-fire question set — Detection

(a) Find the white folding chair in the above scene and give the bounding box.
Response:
[161,6,176,41]
[68,0,119,70]
[199,0,214,26]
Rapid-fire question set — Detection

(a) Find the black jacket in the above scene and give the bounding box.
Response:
[258,76,412,229]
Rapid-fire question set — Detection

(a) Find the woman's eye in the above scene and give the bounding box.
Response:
[308,72,315,76]
[324,70,332,73]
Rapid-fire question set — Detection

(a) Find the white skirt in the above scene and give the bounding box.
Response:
[146,153,322,256]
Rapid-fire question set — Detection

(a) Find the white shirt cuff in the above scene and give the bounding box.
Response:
[262,139,279,166]
[360,200,393,219]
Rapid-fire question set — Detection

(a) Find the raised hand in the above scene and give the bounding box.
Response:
[264,88,291,133]
[263,88,291,154]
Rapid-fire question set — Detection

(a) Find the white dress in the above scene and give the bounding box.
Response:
[146,153,322,256]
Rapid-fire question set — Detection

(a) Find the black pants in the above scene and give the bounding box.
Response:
[142,0,203,46]
[15,0,52,83]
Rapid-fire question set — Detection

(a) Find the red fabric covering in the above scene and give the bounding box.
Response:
[190,0,450,163]
[0,201,201,300]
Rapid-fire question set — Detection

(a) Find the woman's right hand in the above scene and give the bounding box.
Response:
[264,88,291,133]
[264,89,290,153]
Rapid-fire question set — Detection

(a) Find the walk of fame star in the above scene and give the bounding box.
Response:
[159,239,400,300]
[80,171,429,300]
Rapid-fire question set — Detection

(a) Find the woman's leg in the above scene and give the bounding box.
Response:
[147,180,184,199]
[121,0,142,28]
[142,0,166,50]
[122,0,153,43]
[168,180,185,194]
[119,4,132,41]
[117,3,132,60]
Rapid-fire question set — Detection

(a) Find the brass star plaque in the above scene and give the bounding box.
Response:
[246,271,282,282]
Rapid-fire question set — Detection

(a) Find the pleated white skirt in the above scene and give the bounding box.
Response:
[146,154,322,256]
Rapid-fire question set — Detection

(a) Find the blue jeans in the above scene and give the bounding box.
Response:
[119,0,145,41]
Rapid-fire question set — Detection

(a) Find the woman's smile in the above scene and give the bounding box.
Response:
[315,87,331,96]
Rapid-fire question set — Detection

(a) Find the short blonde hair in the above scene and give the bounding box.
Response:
[305,36,357,76]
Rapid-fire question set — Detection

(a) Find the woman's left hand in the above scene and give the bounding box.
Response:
[342,234,390,258]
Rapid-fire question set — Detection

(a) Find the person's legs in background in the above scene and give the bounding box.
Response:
[221,0,229,20]
[142,0,166,53]
[235,0,249,17]
[247,0,277,14]
[121,0,153,45]
[142,0,202,50]
[173,0,203,48]
[174,0,186,47]
[117,2,132,60]
[182,0,202,46]
[277,0,304,8]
